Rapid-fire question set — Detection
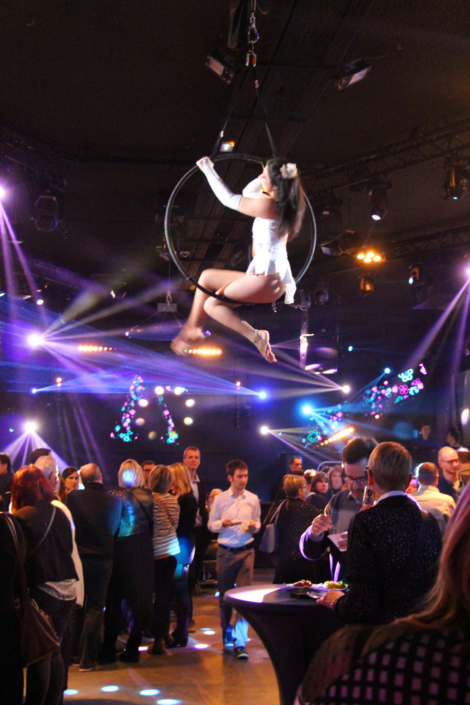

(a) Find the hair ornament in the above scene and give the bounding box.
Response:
[280,163,297,179]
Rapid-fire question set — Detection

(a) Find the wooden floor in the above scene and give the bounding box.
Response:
[65,568,279,705]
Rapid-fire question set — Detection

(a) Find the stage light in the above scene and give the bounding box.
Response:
[302,405,313,415]
[138,399,149,408]
[135,418,145,426]
[31,388,37,394]
[356,247,383,263]
[101,686,119,692]
[206,51,235,84]
[336,58,371,90]
[445,164,470,200]
[183,417,193,425]
[300,336,309,353]
[220,141,235,153]
[384,367,391,374]
[348,346,353,352]
[185,347,222,356]
[461,408,470,425]
[0,186,5,199]
[369,182,391,220]
[174,386,185,395]
[78,345,114,352]
[28,333,43,348]
[140,691,160,697]
[260,426,270,435]
[24,421,37,433]
[36,299,44,305]
[236,381,241,387]
[185,399,195,407]
[31,188,63,232]
[258,391,267,399]
[56,377,62,383]
[155,386,165,395]
[342,385,351,393]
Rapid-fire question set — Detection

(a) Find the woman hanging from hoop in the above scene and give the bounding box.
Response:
[171,157,305,363]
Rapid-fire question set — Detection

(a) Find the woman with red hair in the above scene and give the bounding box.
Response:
[12,466,78,705]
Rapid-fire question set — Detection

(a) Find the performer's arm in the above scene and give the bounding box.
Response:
[197,158,275,219]
[242,177,263,198]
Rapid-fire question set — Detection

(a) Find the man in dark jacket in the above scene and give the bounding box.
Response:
[184,446,209,626]
[67,463,121,671]
[0,453,13,509]
[317,442,442,625]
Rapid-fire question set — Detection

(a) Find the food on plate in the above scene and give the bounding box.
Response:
[290,580,313,588]
[322,580,347,590]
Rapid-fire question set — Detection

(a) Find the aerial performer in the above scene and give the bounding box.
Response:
[171,156,306,363]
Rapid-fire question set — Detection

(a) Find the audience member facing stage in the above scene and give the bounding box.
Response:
[414,462,456,535]
[0,452,13,510]
[67,463,122,671]
[12,466,78,705]
[300,436,378,581]
[148,464,180,656]
[296,481,470,705]
[167,462,198,647]
[437,446,462,502]
[58,467,79,504]
[273,474,321,585]
[317,442,442,625]
[208,459,261,660]
[183,445,210,625]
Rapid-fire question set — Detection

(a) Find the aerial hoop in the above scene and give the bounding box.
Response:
[164,153,317,304]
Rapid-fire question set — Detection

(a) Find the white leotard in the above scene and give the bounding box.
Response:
[243,178,296,304]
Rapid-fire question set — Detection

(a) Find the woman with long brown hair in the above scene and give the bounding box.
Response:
[171,157,305,363]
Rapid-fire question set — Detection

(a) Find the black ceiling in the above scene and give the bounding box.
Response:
[1,0,470,354]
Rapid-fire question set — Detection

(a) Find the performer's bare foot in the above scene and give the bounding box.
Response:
[171,326,205,356]
[253,330,276,363]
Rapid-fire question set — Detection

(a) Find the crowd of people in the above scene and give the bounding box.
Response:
[1,430,470,705]
[0,446,262,705]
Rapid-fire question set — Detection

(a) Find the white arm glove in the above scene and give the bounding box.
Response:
[200,161,242,211]
[242,177,263,198]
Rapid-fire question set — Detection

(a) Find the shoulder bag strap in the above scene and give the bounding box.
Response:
[153,494,177,527]
[125,489,153,531]
[32,505,57,554]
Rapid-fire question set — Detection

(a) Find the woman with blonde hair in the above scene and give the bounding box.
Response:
[101,459,153,663]
[296,483,470,705]
[167,462,198,647]
[148,464,180,654]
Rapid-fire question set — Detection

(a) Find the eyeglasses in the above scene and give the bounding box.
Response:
[441,459,460,464]
[344,474,368,486]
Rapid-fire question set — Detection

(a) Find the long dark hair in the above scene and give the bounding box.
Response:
[267,157,305,240]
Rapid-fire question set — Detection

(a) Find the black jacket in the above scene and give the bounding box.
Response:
[67,483,122,559]
[109,487,153,538]
[335,495,442,625]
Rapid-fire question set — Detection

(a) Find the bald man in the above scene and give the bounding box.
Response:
[67,464,121,671]
[437,446,462,503]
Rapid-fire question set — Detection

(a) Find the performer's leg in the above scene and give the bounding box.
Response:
[204,274,285,363]
[171,269,245,354]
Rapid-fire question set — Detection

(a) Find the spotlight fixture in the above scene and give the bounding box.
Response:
[78,345,116,352]
[174,387,185,396]
[183,417,194,426]
[220,141,235,153]
[206,51,235,84]
[258,391,267,399]
[30,186,64,232]
[302,405,313,415]
[260,425,270,435]
[369,181,391,220]
[359,274,374,294]
[336,58,371,90]
[28,333,43,348]
[36,299,44,305]
[348,346,353,352]
[342,384,351,393]
[444,164,470,200]
[312,284,329,305]
[356,248,383,263]
[185,399,195,407]
[184,348,222,356]
[0,186,5,199]
[384,367,391,374]
[24,421,37,433]
[155,386,165,395]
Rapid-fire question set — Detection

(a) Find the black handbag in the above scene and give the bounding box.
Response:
[3,511,60,667]
[259,501,285,553]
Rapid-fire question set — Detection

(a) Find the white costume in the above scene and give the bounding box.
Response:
[200,163,296,304]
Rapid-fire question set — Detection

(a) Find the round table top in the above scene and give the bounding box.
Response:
[224,584,324,612]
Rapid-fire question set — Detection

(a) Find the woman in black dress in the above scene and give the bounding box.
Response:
[167,462,198,647]
[274,475,321,584]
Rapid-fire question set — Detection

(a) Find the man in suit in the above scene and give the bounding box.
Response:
[184,446,210,625]
[317,442,442,625]
[67,463,121,671]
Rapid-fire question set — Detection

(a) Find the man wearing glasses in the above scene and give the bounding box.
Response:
[437,446,462,502]
[299,437,377,581]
